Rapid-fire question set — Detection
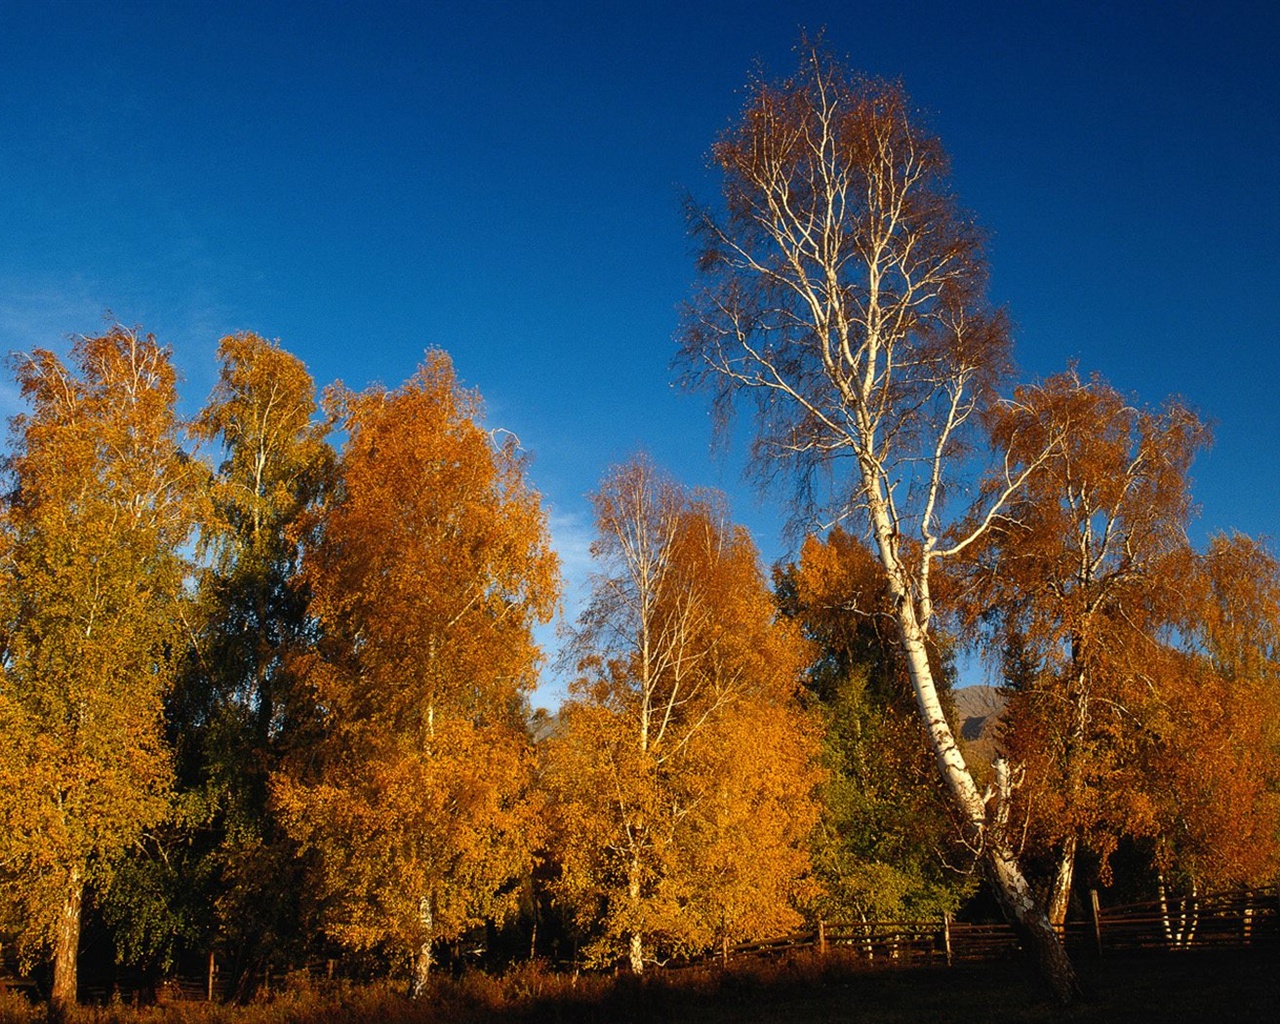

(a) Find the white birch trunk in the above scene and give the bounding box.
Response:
[628,854,644,974]
[1048,834,1078,929]
[868,494,1078,1002]
[408,895,434,999]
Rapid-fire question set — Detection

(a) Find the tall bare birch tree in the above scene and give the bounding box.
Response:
[680,43,1076,999]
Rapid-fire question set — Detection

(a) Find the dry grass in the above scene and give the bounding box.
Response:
[1,946,1276,1023]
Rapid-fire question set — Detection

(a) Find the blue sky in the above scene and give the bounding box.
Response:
[3,1,1278,703]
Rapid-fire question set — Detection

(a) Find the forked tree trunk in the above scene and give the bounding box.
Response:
[51,866,83,1016]
[877,505,1079,1004]
[1157,873,1199,948]
[985,847,1079,1001]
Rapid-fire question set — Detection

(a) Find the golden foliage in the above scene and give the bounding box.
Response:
[0,326,201,978]
[544,457,821,969]
[272,352,558,980]
[968,371,1279,897]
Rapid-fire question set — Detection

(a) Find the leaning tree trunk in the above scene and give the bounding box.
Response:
[51,865,83,1017]
[879,520,1079,1004]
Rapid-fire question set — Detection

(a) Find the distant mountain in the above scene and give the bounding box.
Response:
[952,684,1006,766]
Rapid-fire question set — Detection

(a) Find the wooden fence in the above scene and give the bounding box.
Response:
[4,885,1277,1002]
[716,884,1280,967]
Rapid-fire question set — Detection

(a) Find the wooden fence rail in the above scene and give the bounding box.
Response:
[4,886,1277,1002]
[719,884,1280,966]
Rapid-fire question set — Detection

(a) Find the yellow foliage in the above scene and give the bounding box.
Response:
[272,351,558,978]
[0,327,200,982]
[544,457,821,969]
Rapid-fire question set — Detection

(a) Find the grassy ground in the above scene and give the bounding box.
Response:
[2,946,1276,1023]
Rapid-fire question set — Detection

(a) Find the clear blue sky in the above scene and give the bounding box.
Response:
[3,1,1278,703]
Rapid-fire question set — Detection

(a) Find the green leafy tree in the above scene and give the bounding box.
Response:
[118,333,335,987]
[777,528,971,924]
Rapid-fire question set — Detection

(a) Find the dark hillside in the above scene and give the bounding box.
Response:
[953,685,1006,767]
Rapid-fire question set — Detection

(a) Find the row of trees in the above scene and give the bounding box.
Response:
[1,323,1276,1013]
[2,39,1278,1014]
[0,329,846,1010]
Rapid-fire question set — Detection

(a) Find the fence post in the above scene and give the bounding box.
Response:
[818,918,827,956]
[1089,888,1103,957]
[943,913,953,967]
[207,951,216,1001]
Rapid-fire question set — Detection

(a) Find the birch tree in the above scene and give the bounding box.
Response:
[545,457,820,972]
[963,371,1208,925]
[0,326,200,1013]
[1142,535,1280,895]
[680,43,1076,999]
[272,351,558,998]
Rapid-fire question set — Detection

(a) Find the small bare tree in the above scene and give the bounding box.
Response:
[680,42,1076,1000]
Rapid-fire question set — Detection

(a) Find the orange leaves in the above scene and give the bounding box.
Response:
[304,352,557,728]
[546,457,820,969]
[973,370,1280,895]
[273,351,557,969]
[0,325,199,967]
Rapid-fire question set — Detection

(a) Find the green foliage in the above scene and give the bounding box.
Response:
[105,334,335,987]
[776,529,971,924]
[809,669,971,922]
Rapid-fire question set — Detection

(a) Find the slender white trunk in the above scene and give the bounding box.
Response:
[408,895,433,999]
[1157,874,1199,948]
[867,493,1078,1003]
[627,853,644,974]
[1048,834,1078,928]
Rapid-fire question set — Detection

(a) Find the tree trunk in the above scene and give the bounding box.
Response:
[985,846,1079,1003]
[873,504,1078,1003]
[627,853,644,974]
[1048,833,1078,929]
[408,895,433,999]
[51,866,83,1016]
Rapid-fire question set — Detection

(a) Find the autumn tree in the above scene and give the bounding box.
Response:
[777,528,971,924]
[544,457,821,972]
[0,326,200,1012]
[680,43,1077,998]
[1138,535,1280,897]
[967,374,1280,924]
[272,351,558,997]
[962,370,1209,924]
[121,333,335,986]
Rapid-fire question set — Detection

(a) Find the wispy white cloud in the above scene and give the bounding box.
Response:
[0,281,107,423]
[530,503,597,711]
